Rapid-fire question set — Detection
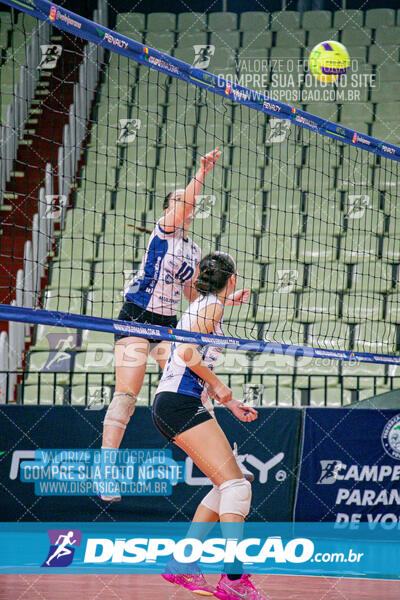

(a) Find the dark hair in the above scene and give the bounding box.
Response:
[194,252,236,296]
[163,192,173,211]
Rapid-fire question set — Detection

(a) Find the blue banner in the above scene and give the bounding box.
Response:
[1,0,400,162]
[295,409,400,524]
[0,522,399,577]
[0,406,301,522]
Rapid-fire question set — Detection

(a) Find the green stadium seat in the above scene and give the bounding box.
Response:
[370,123,400,146]
[296,291,339,323]
[275,30,306,48]
[308,263,348,293]
[241,31,272,50]
[251,351,295,377]
[265,208,302,236]
[43,290,83,314]
[305,102,338,121]
[208,12,237,31]
[115,12,146,33]
[176,32,208,47]
[267,190,302,212]
[147,12,176,32]
[263,261,304,292]
[255,291,297,321]
[69,385,113,407]
[375,27,400,46]
[295,358,340,389]
[386,294,400,324]
[302,10,331,29]
[210,31,240,49]
[341,28,372,47]
[270,11,300,31]
[262,321,305,347]
[333,10,363,29]
[340,234,378,264]
[220,234,256,256]
[206,47,237,72]
[375,102,400,122]
[63,208,103,238]
[269,47,301,60]
[86,289,124,319]
[72,351,114,385]
[342,292,383,322]
[354,322,397,353]
[344,206,385,235]
[91,263,127,293]
[81,329,115,350]
[25,352,72,386]
[365,9,395,28]
[145,32,175,52]
[33,326,81,351]
[340,102,373,124]
[309,320,350,351]
[309,387,351,407]
[308,30,339,48]
[258,234,297,263]
[341,361,386,389]
[240,12,270,31]
[342,45,367,63]
[158,146,194,169]
[352,262,394,293]
[21,385,65,405]
[50,265,91,291]
[305,207,343,237]
[298,236,337,263]
[369,45,399,65]
[382,238,400,263]
[370,82,400,103]
[177,12,207,32]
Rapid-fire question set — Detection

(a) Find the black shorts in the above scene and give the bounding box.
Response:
[152,391,213,442]
[114,301,178,345]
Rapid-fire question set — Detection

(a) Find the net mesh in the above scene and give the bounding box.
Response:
[1,9,400,367]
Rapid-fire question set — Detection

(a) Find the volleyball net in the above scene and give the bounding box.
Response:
[1,0,400,377]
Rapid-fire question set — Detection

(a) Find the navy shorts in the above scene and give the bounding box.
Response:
[114,301,177,346]
[152,391,213,442]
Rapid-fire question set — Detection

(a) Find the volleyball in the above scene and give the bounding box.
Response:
[309,40,350,83]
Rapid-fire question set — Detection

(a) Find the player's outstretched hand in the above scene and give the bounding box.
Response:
[225,399,258,422]
[226,289,251,305]
[201,148,221,175]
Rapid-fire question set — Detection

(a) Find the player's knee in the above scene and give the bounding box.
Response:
[104,392,137,430]
[219,478,252,518]
[200,486,220,514]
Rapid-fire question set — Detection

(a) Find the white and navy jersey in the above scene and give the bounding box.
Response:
[124,219,201,316]
[156,294,224,400]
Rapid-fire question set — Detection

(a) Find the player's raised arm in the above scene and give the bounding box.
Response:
[160,148,221,233]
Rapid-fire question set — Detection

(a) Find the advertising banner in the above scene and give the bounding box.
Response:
[0,406,301,522]
[295,409,400,524]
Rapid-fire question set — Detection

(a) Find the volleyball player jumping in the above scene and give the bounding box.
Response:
[97,149,250,501]
[152,252,268,600]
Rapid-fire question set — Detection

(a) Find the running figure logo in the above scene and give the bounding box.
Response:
[42,529,82,567]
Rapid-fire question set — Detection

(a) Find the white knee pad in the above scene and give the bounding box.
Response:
[104,392,137,430]
[200,486,220,514]
[219,478,252,518]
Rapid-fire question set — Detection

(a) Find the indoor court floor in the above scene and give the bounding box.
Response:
[1,574,400,600]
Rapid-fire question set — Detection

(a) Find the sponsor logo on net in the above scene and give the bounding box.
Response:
[103,32,128,50]
[114,323,161,337]
[53,8,82,30]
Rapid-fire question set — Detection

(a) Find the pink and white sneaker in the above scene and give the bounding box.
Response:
[214,574,269,599]
[162,560,215,596]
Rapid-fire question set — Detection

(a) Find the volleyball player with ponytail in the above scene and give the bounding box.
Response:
[152,252,269,600]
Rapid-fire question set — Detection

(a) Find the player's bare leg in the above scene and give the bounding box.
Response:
[96,337,150,501]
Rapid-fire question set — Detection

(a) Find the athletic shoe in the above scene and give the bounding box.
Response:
[233,442,255,482]
[214,574,269,599]
[93,479,121,502]
[162,559,215,596]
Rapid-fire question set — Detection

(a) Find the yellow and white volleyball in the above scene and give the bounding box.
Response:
[309,41,350,83]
